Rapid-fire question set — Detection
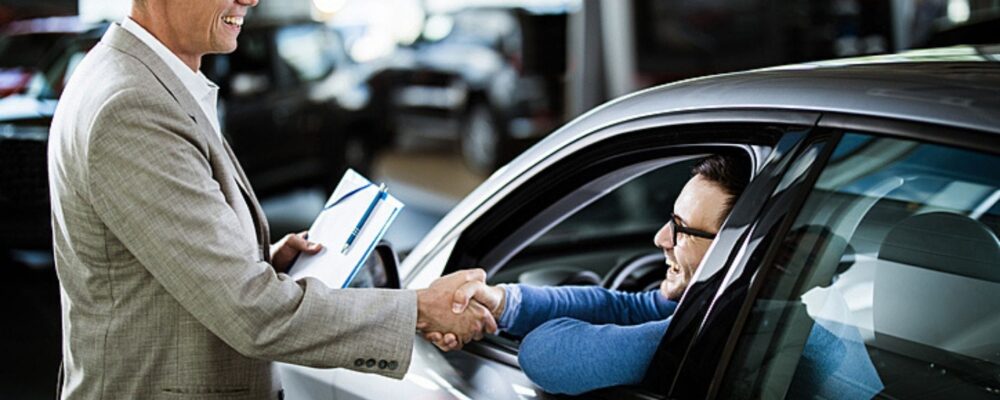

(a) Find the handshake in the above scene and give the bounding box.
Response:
[415,269,505,351]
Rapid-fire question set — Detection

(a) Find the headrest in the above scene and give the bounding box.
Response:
[878,211,1000,283]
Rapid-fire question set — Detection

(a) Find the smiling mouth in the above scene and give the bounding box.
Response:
[222,16,244,27]
[665,259,681,275]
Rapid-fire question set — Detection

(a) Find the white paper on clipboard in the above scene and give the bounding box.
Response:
[288,169,404,288]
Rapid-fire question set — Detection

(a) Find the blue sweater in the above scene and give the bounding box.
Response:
[498,285,677,395]
[499,285,883,397]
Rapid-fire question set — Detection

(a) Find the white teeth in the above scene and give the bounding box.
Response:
[222,16,243,27]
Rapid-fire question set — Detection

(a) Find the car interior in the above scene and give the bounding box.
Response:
[722,132,1000,399]
[463,135,767,356]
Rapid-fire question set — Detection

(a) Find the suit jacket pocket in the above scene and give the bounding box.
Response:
[162,386,250,396]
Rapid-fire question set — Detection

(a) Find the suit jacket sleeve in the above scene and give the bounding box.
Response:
[84,87,417,378]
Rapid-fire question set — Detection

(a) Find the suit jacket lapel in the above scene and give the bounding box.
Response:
[103,24,271,260]
[222,139,272,260]
[103,24,217,142]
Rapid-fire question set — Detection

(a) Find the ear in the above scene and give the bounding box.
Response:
[715,193,735,229]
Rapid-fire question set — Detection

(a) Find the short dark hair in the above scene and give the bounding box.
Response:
[691,154,750,224]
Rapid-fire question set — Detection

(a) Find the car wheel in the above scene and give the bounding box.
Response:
[461,104,502,174]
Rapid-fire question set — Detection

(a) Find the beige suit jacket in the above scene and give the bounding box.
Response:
[48,24,417,400]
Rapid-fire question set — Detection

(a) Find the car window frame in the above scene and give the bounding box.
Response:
[694,114,1000,399]
[476,151,729,276]
[403,110,826,399]
[444,127,783,277]
[657,128,837,398]
[453,137,777,399]
[402,109,821,285]
[458,143,758,369]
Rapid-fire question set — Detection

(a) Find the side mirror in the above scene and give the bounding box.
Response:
[230,72,271,97]
[348,240,401,289]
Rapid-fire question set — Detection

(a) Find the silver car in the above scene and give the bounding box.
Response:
[281,45,1000,399]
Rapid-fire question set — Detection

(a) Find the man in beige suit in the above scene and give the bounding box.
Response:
[47,0,492,398]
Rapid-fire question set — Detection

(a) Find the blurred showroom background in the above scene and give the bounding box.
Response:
[1,0,998,397]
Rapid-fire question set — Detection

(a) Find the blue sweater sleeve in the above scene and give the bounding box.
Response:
[518,317,671,395]
[503,285,677,337]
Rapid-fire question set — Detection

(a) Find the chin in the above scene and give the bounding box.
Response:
[660,281,681,301]
[210,39,239,55]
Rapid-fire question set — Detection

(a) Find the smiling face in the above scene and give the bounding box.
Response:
[132,0,258,70]
[654,174,731,300]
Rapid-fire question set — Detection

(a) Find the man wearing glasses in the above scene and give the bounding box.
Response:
[423,155,749,394]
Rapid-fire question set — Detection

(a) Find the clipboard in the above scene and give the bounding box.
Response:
[288,169,404,288]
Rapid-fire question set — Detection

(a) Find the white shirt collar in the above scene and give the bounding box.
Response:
[121,18,222,136]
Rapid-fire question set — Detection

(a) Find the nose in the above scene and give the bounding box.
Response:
[654,221,674,250]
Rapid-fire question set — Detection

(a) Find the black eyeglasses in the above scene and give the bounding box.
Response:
[667,213,717,244]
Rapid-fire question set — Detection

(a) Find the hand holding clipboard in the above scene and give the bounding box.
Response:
[288,170,404,288]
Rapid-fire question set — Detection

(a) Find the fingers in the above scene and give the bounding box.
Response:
[420,301,496,352]
[430,336,457,351]
[452,281,503,321]
[443,333,460,350]
[482,308,498,334]
[424,331,443,343]
[468,301,497,332]
[417,268,497,347]
[423,331,462,352]
[465,268,486,283]
[288,232,322,254]
[451,281,483,314]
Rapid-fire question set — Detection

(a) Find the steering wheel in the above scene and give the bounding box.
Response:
[601,252,667,291]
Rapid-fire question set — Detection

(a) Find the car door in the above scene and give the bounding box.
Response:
[678,117,1000,399]
[371,112,822,399]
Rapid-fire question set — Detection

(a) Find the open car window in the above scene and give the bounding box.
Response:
[489,157,702,290]
[719,132,1000,399]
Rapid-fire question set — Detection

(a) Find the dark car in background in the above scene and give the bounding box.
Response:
[203,18,386,195]
[0,18,384,252]
[0,17,99,252]
[280,45,1000,399]
[385,6,569,173]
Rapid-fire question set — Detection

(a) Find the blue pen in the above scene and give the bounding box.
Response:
[342,183,387,254]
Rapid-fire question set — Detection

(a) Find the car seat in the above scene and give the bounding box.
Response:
[874,211,1000,363]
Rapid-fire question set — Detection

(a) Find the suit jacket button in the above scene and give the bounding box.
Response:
[354,358,365,367]
[366,358,376,368]
[388,361,399,370]
[378,360,388,369]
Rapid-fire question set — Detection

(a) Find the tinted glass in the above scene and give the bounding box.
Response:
[720,133,1000,399]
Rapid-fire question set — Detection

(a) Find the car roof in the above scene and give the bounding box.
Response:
[402,45,1000,272]
[550,45,1000,146]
